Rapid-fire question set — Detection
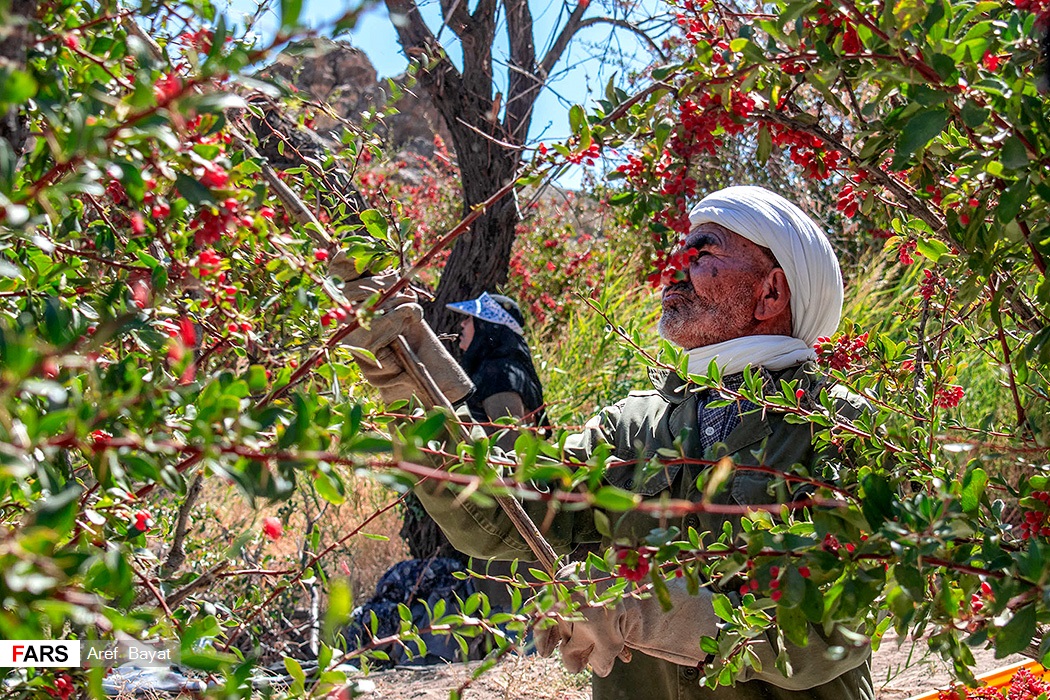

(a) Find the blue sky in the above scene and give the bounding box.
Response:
[225,0,665,148]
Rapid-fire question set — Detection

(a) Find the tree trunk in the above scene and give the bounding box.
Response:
[423,157,520,334]
[0,0,35,158]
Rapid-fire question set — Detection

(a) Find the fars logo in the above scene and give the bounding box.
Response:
[0,641,80,667]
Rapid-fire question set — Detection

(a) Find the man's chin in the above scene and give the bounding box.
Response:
[657,313,688,348]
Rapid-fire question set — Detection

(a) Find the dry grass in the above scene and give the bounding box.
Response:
[144,466,408,663]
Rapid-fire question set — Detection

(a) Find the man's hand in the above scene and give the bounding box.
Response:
[337,271,472,405]
[534,563,719,677]
[534,588,634,676]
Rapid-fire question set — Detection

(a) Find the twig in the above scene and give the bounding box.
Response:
[166,561,231,609]
[161,472,203,576]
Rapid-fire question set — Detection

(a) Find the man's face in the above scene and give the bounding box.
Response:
[658,223,783,349]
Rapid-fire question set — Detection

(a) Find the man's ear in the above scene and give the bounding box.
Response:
[754,268,792,322]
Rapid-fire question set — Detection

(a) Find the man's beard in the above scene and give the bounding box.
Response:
[657,281,758,350]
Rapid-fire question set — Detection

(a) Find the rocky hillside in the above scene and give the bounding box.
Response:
[265,37,451,159]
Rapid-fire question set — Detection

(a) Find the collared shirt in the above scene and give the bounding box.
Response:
[697,372,765,454]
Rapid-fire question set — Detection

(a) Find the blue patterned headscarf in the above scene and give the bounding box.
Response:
[447,292,525,336]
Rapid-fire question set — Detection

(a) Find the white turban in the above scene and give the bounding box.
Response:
[679,186,843,378]
[688,185,843,346]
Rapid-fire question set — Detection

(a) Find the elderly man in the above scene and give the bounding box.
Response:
[348,185,873,700]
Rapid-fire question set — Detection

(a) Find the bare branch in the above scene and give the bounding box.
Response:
[383,0,464,90]
[438,0,471,40]
[161,473,203,576]
[538,0,590,80]
[575,16,668,61]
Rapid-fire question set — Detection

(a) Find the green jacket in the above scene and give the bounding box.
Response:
[415,364,874,700]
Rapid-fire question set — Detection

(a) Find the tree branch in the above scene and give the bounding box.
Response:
[538,0,590,80]
[161,472,203,577]
[576,16,668,61]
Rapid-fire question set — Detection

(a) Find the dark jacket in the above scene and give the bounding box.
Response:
[415,363,874,700]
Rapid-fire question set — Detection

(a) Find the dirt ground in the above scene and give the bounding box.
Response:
[348,630,1028,700]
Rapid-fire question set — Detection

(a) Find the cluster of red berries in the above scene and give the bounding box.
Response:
[835,173,870,217]
[1019,491,1050,540]
[969,580,993,613]
[814,332,869,372]
[647,246,698,289]
[89,430,113,450]
[195,249,224,278]
[566,142,601,166]
[939,667,1050,700]
[821,532,857,554]
[45,673,75,700]
[918,269,947,300]
[616,154,646,180]
[673,93,753,160]
[178,27,230,54]
[615,547,654,582]
[320,306,349,328]
[262,516,283,541]
[898,240,917,265]
[932,385,964,409]
[190,197,250,247]
[768,124,840,180]
[812,8,862,53]
[153,72,182,103]
[737,562,811,601]
[1017,0,1050,27]
[132,509,152,532]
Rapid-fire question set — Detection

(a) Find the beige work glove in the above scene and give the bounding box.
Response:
[337,270,472,405]
[534,563,719,677]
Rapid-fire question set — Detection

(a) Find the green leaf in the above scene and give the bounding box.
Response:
[757,124,772,163]
[860,473,894,527]
[960,101,989,128]
[280,0,304,31]
[995,604,1036,658]
[650,569,673,611]
[1001,137,1029,170]
[247,365,268,392]
[893,0,928,29]
[0,69,37,105]
[30,485,84,532]
[915,238,950,262]
[960,467,988,513]
[777,602,809,648]
[284,656,307,692]
[569,105,585,135]
[997,180,1028,224]
[314,472,345,505]
[175,173,216,205]
[711,593,734,622]
[360,209,389,241]
[590,486,639,511]
[895,109,949,160]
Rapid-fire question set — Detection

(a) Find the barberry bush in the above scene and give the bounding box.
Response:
[529,0,1050,688]
[4,0,1050,696]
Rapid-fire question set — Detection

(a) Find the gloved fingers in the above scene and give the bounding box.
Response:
[559,623,593,675]
[587,642,625,678]
[342,271,417,307]
[343,304,423,351]
[533,618,563,658]
[352,345,400,374]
